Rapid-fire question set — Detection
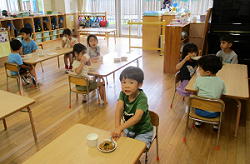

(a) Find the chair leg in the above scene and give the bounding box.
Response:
[156,129,159,161]
[216,123,221,150]
[183,112,189,142]
[76,94,78,100]
[182,97,185,101]
[87,94,89,113]
[3,119,7,130]
[6,77,9,91]
[40,62,44,73]
[145,152,148,164]
[106,76,108,85]
[69,91,71,108]
[170,90,176,108]
[19,77,22,95]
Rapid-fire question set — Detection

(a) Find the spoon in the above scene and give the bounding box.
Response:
[110,136,114,145]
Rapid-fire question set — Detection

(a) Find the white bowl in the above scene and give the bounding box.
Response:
[121,56,127,61]
[88,67,97,72]
[114,58,121,62]
[191,56,201,60]
[97,139,117,153]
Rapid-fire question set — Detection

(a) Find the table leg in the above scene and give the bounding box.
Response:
[3,119,7,130]
[32,65,38,88]
[105,32,109,47]
[234,98,241,137]
[114,31,116,44]
[27,106,38,142]
[137,60,139,67]
[57,56,60,68]
[100,77,107,106]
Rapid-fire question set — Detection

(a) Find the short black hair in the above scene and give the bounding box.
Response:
[87,34,98,46]
[20,27,32,36]
[10,39,22,51]
[181,42,198,60]
[198,54,223,74]
[220,35,234,44]
[73,43,87,57]
[119,66,144,83]
[63,28,72,36]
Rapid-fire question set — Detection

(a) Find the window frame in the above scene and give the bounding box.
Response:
[3,0,44,14]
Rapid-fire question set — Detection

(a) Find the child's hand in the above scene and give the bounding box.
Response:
[91,58,98,63]
[80,55,86,62]
[110,128,122,141]
[184,54,191,61]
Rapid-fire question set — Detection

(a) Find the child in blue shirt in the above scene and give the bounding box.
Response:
[194,55,226,130]
[7,39,36,84]
[20,27,38,55]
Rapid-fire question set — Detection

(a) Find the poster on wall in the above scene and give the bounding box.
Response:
[0,31,11,58]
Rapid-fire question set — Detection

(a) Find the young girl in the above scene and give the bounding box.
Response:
[87,34,100,63]
[72,43,105,105]
[176,42,198,97]
[62,28,77,72]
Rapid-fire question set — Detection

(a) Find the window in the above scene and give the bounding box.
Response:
[0,0,8,11]
[8,0,19,12]
[3,0,44,14]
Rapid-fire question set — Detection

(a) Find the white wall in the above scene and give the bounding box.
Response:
[64,0,78,14]
[43,0,52,12]
[52,0,66,13]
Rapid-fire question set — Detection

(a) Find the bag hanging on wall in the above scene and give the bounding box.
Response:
[100,16,107,27]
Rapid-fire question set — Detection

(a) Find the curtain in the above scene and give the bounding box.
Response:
[77,0,87,12]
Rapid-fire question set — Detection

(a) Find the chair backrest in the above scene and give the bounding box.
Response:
[5,62,20,72]
[201,8,212,56]
[149,111,159,127]
[189,95,225,113]
[68,74,89,86]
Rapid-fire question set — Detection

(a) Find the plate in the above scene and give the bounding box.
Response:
[191,56,201,60]
[97,139,117,153]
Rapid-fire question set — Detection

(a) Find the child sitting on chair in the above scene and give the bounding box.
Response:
[20,27,38,55]
[62,28,77,72]
[110,66,153,164]
[194,55,226,130]
[87,34,100,63]
[216,35,238,64]
[72,43,105,105]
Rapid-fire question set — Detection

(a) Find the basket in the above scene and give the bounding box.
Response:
[45,37,50,41]
[44,31,50,36]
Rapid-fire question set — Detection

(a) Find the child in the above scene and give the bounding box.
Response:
[8,39,37,85]
[72,43,105,104]
[176,42,198,97]
[87,34,100,63]
[110,66,153,164]
[194,55,226,130]
[216,35,238,64]
[62,28,77,72]
[20,27,38,55]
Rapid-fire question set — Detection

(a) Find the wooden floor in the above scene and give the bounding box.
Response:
[0,37,249,164]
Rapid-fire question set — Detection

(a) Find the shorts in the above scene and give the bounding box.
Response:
[123,128,154,149]
[76,80,97,91]
[194,108,220,118]
[19,68,28,74]
[177,80,192,97]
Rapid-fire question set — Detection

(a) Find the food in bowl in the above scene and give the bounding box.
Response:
[99,141,115,151]
[121,56,127,61]
[114,58,121,62]
[55,47,61,50]
[88,67,96,72]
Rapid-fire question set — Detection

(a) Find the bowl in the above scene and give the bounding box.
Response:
[97,139,117,153]
[55,47,61,50]
[38,54,45,57]
[191,56,201,60]
[88,67,97,72]
[121,56,127,61]
[114,58,121,62]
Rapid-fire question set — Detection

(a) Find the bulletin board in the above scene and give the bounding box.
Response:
[0,30,11,58]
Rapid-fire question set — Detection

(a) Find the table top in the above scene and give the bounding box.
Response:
[23,48,72,65]
[23,124,146,164]
[78,28,117,33]
[185,63,249,100]
[0,90,35,119]
[87,52,142,77]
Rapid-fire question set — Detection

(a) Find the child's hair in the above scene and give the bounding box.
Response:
[197,55,223,74]
[63,28,72,36]
[10,39,22,51]
[119,66,144,83]
[220,35,234,44]
[20,27,32,36]
[181,42,198,60]
[73,43,87,58]
[87,34,98,47]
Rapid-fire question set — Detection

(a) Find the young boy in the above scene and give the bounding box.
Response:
[20,27,38,55]
[111,66,153,163]
[216,35,238,64]
[194,55,226,130]
[8,39,36,84]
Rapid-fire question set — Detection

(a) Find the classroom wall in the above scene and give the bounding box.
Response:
[43,0,52,13]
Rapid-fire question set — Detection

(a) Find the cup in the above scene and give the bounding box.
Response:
[27,54,33,59]
[99,56,103,62]
[38,49,42,55]
[87,133,98,147]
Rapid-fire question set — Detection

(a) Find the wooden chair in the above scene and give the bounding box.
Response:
[68,74,98,112]
[4,62,30,95]
[183,95,225,150]
[170,71,185,108]
[37,43,44,73]
[145,111,159,163]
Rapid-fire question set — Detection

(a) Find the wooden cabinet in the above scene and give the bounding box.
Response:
[189,22,205,51]
[164,23,190,74]
[0,14,66,44]
[142,16,162,49]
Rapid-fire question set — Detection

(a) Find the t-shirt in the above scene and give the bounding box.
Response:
[21,40,38,55]
[179,59,198,81]
[118,89,153,134]
[72,54,90,77]
[216,50,238,64]
[63,37,77,48]
[87,46,100,58]
[7,52,23,75]
[194,76,226,99]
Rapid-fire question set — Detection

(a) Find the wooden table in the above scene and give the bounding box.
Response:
[23,124,146,164]
[23,47,72,87]
[0,90,37,142]
[87,52,142,106]
[185,64,249,137]
[78,28,117,47]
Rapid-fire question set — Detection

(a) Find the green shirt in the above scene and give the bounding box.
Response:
[118,89,153,134]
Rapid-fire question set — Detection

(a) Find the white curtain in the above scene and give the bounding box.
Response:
[77,0,87,12]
